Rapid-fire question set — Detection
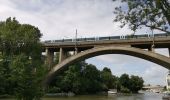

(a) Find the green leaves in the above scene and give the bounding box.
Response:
[0,17,46,99]
[0,17,42,56]
[48,61,103,94]
[49,63,144,94]
[113,0,170,33]
[101,67,117,89]
[119,74,144,93]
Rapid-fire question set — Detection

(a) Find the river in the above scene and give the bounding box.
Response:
[0,92,164,100]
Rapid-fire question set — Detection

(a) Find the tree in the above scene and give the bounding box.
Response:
[113,0,170,33]
[0,17,46,99]
[82,64,102,93]
[101,67,117,89]
[10,54,45,100]
[119,73,130,92]
[129,75,144,93]
[49,61,103,94]
[118,74,144,93]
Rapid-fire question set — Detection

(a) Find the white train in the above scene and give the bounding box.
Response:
[44,33,170,43]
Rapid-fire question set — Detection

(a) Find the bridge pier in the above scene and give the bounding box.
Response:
[74,47,80,55]
[148,45,155,52]
[46,48,54,69]
[59,48,67,63]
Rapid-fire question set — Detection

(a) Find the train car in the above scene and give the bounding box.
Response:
[63,39,72,42]
[86,37,96,41]
[110,36,120,40]
[120,35,126,39]
[154,33,169,38]
[54,40,63,42]
[51,40,56,43]
[77,38,86,42]
[99,36,110,41]
[136,34,148,38]
[44,40,51,43]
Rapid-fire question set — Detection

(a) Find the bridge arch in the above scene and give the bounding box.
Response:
[43,46,170,85]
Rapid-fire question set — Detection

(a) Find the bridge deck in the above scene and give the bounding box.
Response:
[43,36,170,51]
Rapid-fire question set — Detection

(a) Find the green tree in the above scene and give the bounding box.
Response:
[113,0,170,33]
[63,62,82,94]
[52,61,84,94]
[118,74,144,93]
[0,17,46,99]
[119,73,130,92]
[129,75,144,93]
[101,67,117,89]
[49,61,103,94]
[82,64,102,93]
[10,54,45,100]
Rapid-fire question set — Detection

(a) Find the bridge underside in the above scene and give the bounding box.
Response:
[43,46,170,86]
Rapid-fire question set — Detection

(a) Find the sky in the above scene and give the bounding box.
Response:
[0,0,169,85]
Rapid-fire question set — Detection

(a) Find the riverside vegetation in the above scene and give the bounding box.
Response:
[0,18,144,100]
[0,17,47,100]
[48,61,144,94]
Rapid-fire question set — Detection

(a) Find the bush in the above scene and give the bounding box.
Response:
[120,86,131,93]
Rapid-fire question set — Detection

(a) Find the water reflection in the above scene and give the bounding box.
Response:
[43,92,163,100]
[0,92,163,100]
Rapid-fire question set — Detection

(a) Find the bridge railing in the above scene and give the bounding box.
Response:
[44,33,170,43]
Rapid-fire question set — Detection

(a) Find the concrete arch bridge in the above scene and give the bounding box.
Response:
[42,34,170,85]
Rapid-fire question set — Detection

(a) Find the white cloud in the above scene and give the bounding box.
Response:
[86,54,169,85]
[141,65,168,85]
[0,0,133,40]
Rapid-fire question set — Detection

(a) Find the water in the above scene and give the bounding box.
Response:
[0,92,164,100]
[42,92,163,100]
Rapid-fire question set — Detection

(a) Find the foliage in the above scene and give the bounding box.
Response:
[119,74,144,93]
[10,54,45,100]
[120,86,130,93]
[0,17,46,100]
[49,63,144,94]
[129,75,144,93]
[119,74,130,89]
[101,67,117,89]
[113,0,170,33]
[49,61,103,94]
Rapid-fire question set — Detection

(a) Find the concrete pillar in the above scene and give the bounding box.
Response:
[59,48,67,63]
[46,48,54,69]
[74,48,80,55]
[148,45,155,52]
[74,48,78,55]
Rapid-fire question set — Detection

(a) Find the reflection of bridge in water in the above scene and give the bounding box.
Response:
[42,33,170,86]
